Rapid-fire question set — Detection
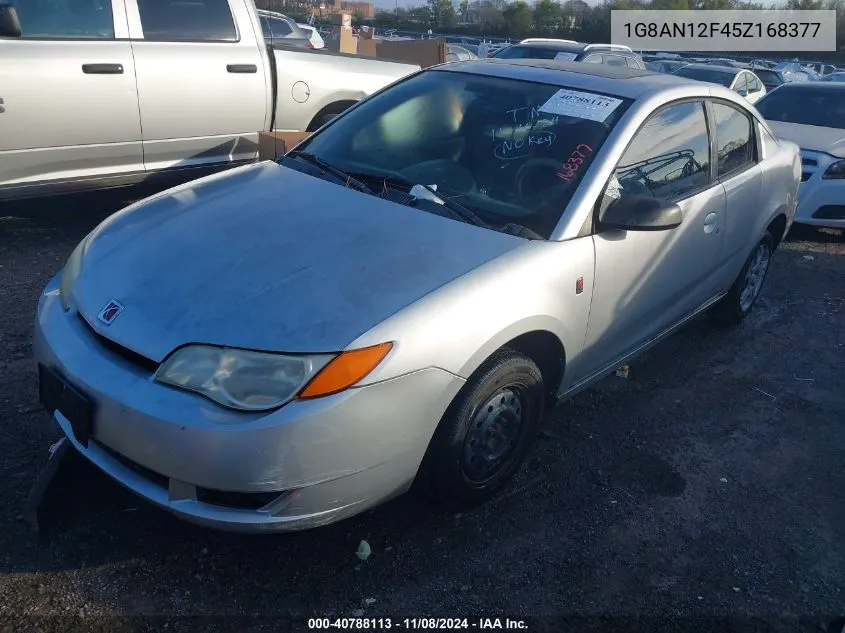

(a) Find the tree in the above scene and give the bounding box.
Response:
[502,0,533,37]
[460,0,470,21]
[428,0,458,28]
[477,1,506,29]
[533,0,562,33]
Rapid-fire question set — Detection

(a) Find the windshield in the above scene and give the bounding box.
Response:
[673,67,735,87]
[756,87,845,128]
[296,70,631,238]
[753,69,782,85]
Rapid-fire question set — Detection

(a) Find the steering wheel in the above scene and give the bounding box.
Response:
[400,159,477,194]
[514,158,567,201]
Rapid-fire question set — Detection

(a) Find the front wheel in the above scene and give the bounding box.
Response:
[711,230,774,326]
[417,349,545,509]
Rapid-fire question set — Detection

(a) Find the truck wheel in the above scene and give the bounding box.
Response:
[711,230,774,326]
[417,349,544,509]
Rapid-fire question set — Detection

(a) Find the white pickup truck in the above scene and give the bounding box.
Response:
[0,0,420,201]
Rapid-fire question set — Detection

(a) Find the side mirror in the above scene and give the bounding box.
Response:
[0,3,21,38]
[599,195,683,232]
[736,87,749,97]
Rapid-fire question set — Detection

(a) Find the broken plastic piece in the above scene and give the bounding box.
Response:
[355,539,371,561]
[409,184,444,205]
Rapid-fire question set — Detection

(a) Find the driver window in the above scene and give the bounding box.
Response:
[600,101,711,212]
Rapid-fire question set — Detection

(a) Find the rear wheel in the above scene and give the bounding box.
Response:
[417,349,544,509]
[711,230,774,326]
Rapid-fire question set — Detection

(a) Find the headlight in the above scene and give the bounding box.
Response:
[60,235,89,311]
[822,159,845,179]
[154,342,393,412]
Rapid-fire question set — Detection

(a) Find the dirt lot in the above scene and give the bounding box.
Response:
[1,188,843,632]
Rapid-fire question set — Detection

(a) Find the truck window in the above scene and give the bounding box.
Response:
[10,0,114,39]
[136,0,238,42]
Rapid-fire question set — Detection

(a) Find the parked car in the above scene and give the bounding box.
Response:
[804,62,838,76]
[673,64,767,104]
[772,62,815,82]
[749,59,776,69]
[35,59,798,532]
[493,39,645,69]
[256,10,312,49]
[297,22,325,49]
[756,82,845,228]
[445,44,477,62]
[817,72,845,82]
[646,60,688,74]
[0,0,420,201]
[752,67,808,92]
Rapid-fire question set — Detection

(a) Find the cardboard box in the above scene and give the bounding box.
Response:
[357,37,377,57]
[258,131,312,161]
[375,39,445,68]
[329,12,351,28]
[326,25,357,54]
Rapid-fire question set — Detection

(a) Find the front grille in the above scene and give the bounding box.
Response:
[77,314,158,372]
[196,488,288,510]
[814,205,845,220]
[801,172,812,182]
[97,441,171,489]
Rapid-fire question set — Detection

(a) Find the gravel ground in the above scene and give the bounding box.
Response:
[1,189,843,632]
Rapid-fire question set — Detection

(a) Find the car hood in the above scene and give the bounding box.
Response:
[767,121,845,158]
[74,162,523,363]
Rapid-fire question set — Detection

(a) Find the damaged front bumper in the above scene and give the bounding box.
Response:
[33,276,465,533]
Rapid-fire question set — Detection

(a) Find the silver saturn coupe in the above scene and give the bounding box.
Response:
[35,59,800,533]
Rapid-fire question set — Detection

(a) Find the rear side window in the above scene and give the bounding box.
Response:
[582,54,603,64]
[625,57,642,69]
[10,0,114,39]
[712,102,754,177]
[608,101,711,202]
[734,73,749,92]
[493,45,564,60]
[603,55,628,67]
[748,75,762,92]
[267,16,293,36]
[136,0,237,42]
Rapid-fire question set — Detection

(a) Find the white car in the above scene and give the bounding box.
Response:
[673,64,767,104]
[297,23,325,49]
[756,82,845,228]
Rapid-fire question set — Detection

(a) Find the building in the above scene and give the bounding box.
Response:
[275,0,375,18]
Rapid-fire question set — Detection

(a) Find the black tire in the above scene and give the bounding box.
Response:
[417,349,545,509]
[711,230,774,326]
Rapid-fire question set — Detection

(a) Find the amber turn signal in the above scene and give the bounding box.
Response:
[297,342,393,399]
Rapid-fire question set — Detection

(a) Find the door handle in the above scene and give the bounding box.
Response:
[82,63,124,74]
[227,64,257,73]
[0,97,4,114]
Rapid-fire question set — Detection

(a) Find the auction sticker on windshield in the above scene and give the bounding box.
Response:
[539,89,623,122]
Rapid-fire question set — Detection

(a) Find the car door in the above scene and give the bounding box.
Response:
[0,0,142,194]
[708,100,763,284]
[579,100,727,377]
[125,0,266,172]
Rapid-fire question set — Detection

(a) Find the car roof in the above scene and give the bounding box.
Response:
[511,41,588,53]
[678,63,742,75]
[771,80,845,90]
[435,58,706,100]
